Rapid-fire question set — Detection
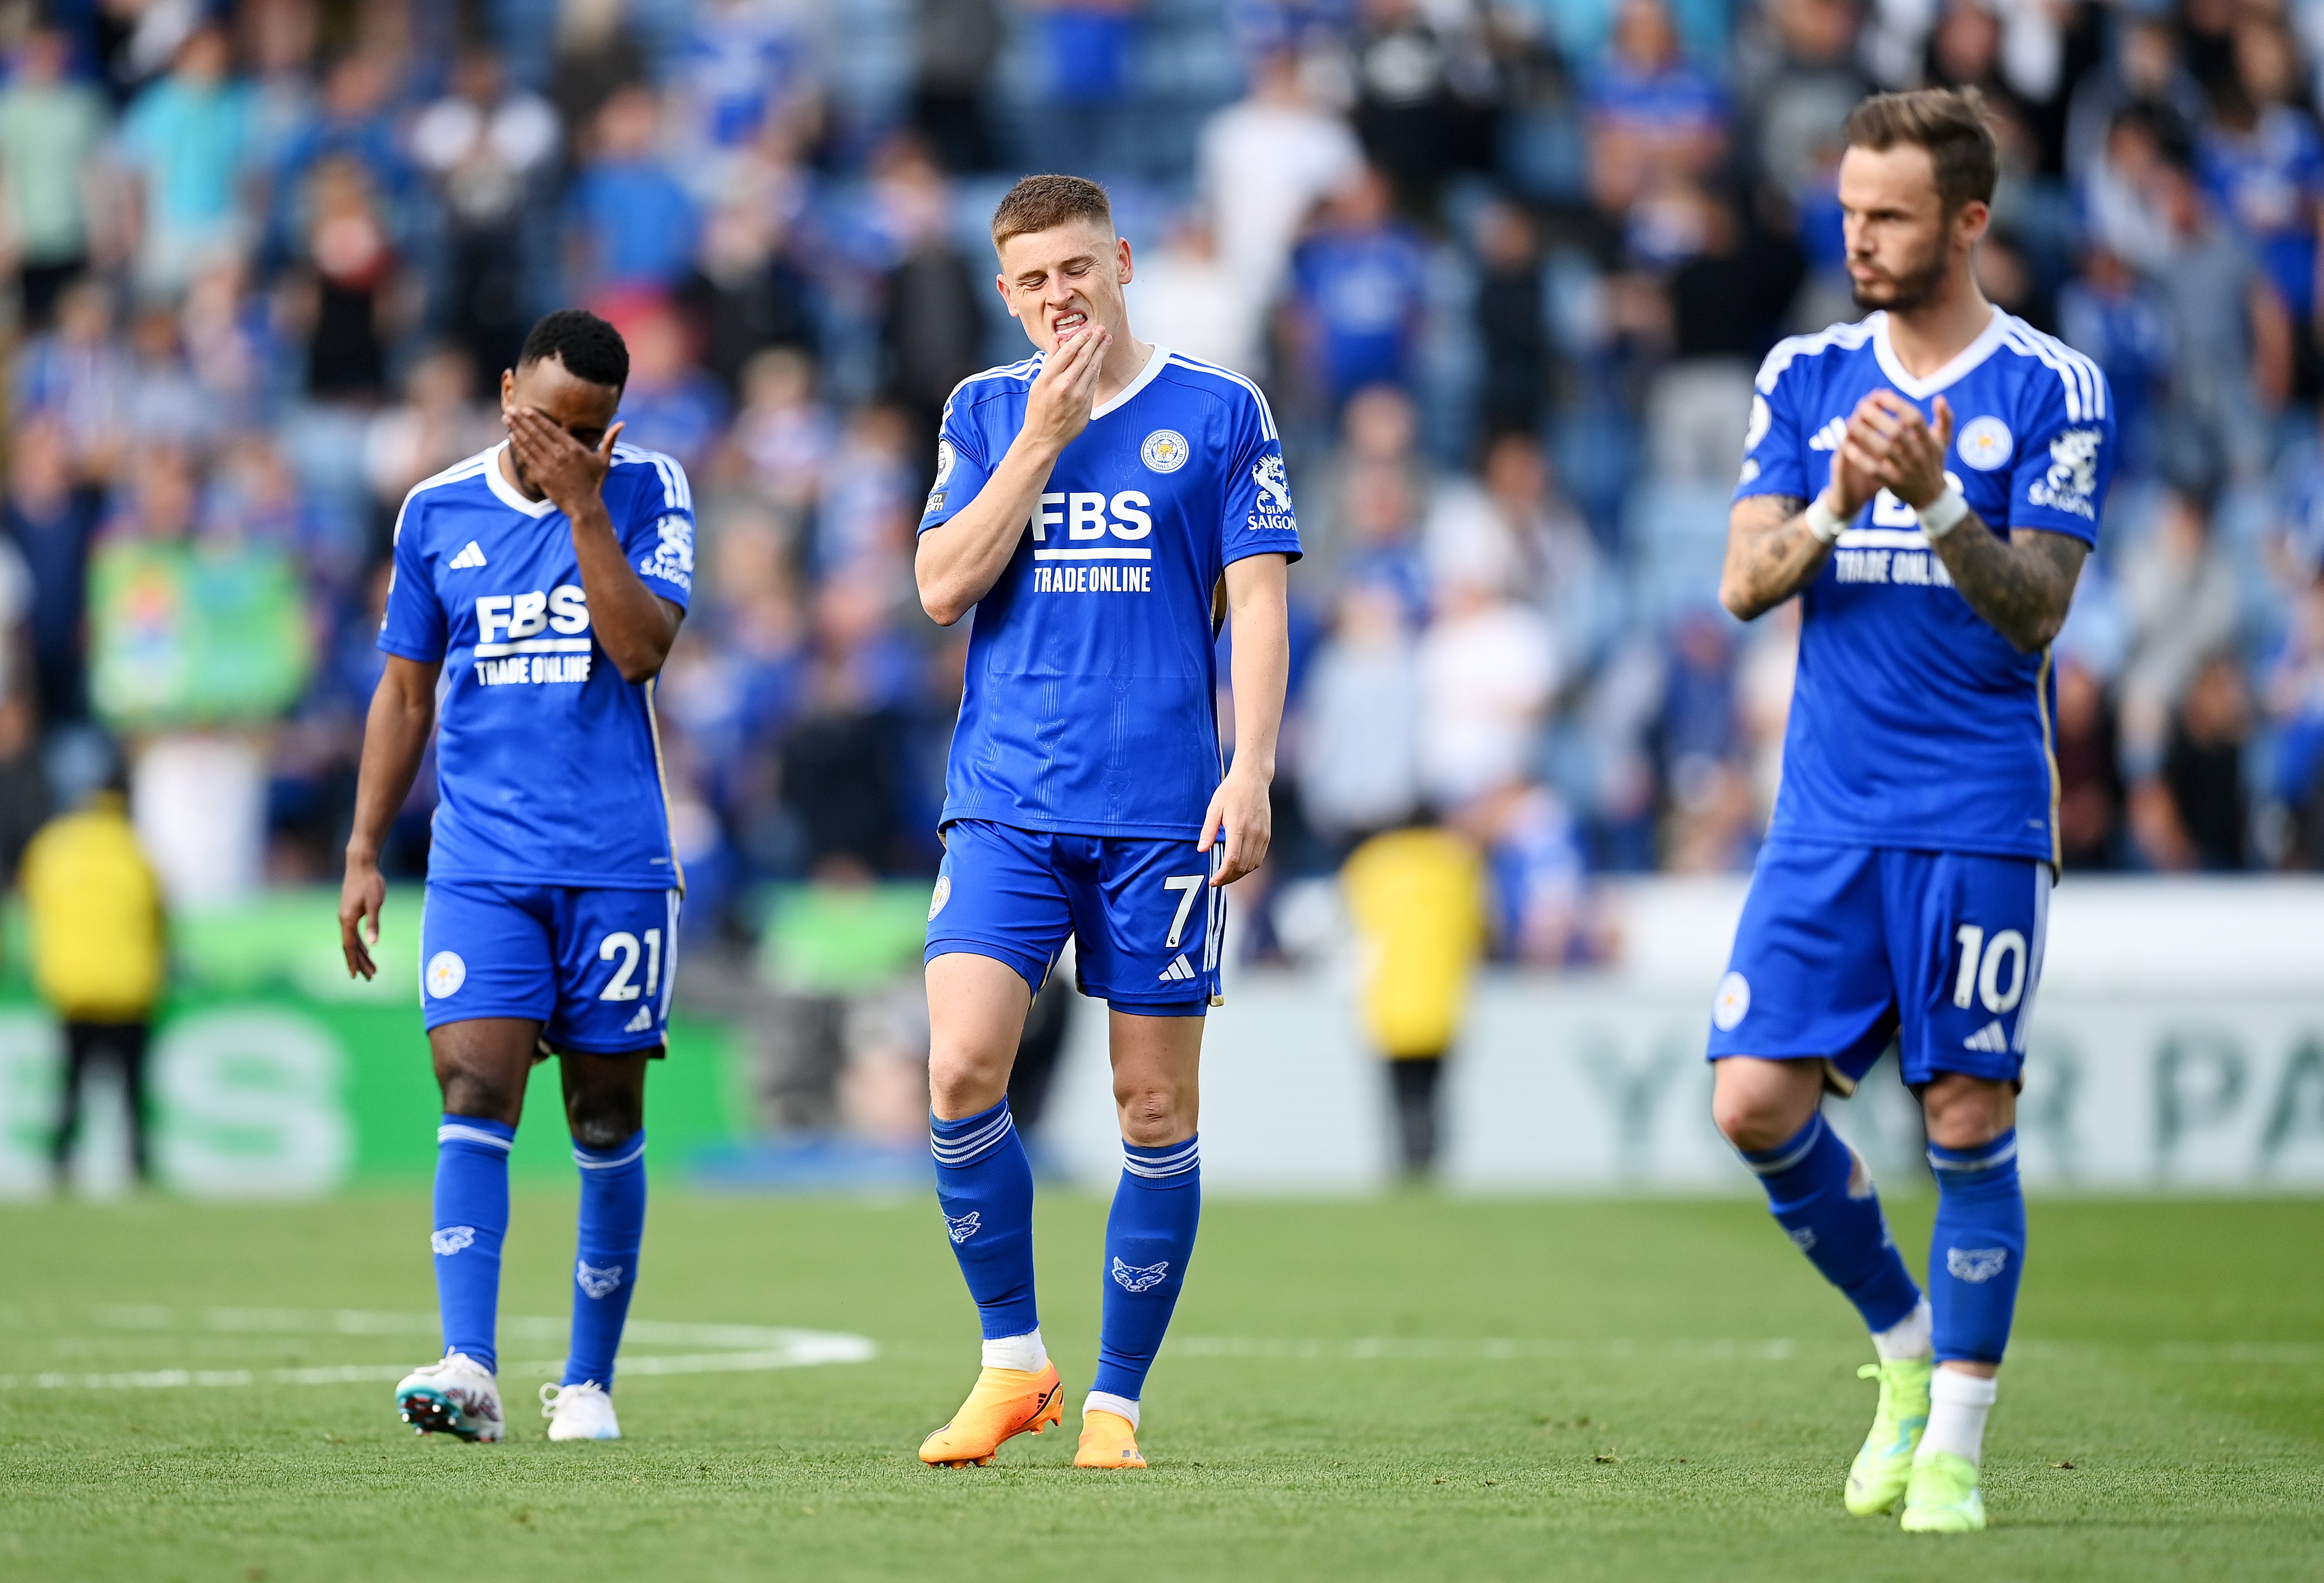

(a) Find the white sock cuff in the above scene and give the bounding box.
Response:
[1083,1389,1139,1429]
[1931,1367,1999,1407]
[980,1328,1048,1373]
[1871,1298,1933,1362]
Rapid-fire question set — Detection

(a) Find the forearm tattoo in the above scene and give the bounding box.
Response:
[1930,518,2088,653]
[1722,494,1818,620]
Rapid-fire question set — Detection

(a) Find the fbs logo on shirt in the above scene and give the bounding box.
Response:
[472,586,594,688]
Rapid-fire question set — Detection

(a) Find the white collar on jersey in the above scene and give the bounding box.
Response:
[1090,343,1170,419]
[484,440,561,518]
[1871,304,2009,400]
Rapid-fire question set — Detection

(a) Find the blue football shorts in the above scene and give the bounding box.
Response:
[419,881,681,1056]
[1705,842,2050,1090]
[923,819,1223,1016]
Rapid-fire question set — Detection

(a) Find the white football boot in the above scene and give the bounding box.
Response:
[541,1380,621,1441]
[395,1351,505,1442]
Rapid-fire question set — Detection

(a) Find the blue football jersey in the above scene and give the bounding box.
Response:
[378,442,695,888]
[921,347,1302,838]
[1735,308,2116,864]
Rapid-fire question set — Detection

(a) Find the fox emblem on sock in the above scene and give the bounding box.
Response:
[576,1259,624,1299]
[1111,1257,1170,1293]
[944,1211,981,1244]
[1945,1246,2009,1282]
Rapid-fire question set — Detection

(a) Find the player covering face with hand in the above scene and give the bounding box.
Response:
[1714,89,2114,1533]
[912,175,1297,1470]
[339,309,695,1445]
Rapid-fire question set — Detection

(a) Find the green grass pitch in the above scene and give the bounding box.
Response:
[3,1190,2320,1581]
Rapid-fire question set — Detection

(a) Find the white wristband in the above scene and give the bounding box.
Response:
[1804,494,1846,544]
[1917,486,1970,540]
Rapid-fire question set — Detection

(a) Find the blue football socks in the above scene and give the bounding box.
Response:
[1090,1134,1201,1406]
[1741,1113,1922,1334]
[932,1100,1040,1341]
[1927,1129,2026,1365]
[564,1130,647,1389]
[432,1115,514,1373]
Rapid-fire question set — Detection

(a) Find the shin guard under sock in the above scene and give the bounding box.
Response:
[1928,1129,2025,1366]
[564,1130,647,1388]
[432,1115,514,1372]
[931,1100,1039,1340]
[1740,1113,1922,1334]
[1090,1135,1201,1404]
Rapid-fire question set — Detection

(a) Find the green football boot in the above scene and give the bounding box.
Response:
[1844,1358,1932,1515]
[1900,1451,1987,1532]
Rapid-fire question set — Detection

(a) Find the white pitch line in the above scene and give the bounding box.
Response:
[0,1344,880,1392]
[1166,1337,2324,1365]
[91,1307,848,1350]
[2,1310,876,1391]
[1168,1338,1801,1362]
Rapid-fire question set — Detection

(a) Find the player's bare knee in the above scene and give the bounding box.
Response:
[1114,1085,1189,1146]
[1710,1058,1822,1153]
[566,1091,641,1150]
[1922,1074,2014,1150]
[440,1070,523,1127]
[1712,1094,1791,1154]
[1711,1081,1812,1153]
[928,1050,1009,1120]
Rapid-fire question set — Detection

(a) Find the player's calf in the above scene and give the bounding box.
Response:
[1717,1066,1937,1513]
[1077,1133,1199,1467]
[921,1096,1060,1465]
[562,1126,646,1409]
[930,1098,1040,1353]
[1902,1120,2022,1531]
[1724,1106,1924,1342]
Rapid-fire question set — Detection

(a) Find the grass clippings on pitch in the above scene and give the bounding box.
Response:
[2,1191,2319,1582]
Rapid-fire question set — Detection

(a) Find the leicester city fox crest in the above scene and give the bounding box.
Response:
[1110,1257,1169,1293]
[431,1226,476,1256]
[944,1211,981,1244]
[576,1259,625,1299]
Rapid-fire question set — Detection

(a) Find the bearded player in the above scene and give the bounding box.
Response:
[340,309,693,1444]
[1713,89,2113,1532]
[911,175,1295,1471]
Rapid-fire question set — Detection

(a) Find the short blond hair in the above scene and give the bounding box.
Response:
[990,174,1114,252]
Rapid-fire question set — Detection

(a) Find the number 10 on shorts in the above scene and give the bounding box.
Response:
[1952,924,2027,1014]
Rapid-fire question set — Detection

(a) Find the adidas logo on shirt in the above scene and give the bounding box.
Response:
[1158,953,1196,983]
[448,540,489,569]
[1962,1019,2009,1053]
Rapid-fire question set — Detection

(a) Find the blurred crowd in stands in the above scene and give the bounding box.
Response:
[4,0,2324,967]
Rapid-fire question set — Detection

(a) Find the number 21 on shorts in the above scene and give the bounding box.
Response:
[600,929,663,1001]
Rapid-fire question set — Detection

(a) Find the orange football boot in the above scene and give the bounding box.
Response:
[1073,1409,1147,1469]
[919,1362,1064,1466]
